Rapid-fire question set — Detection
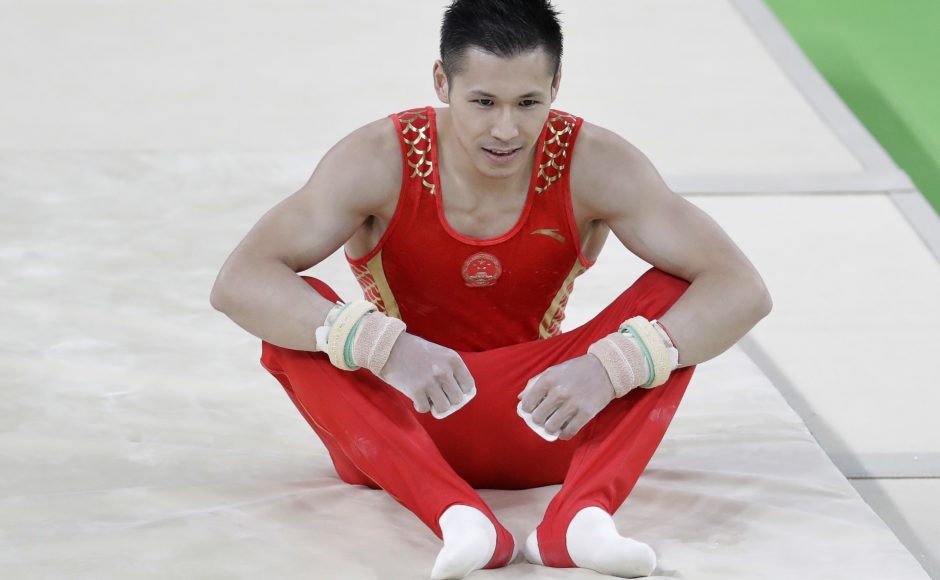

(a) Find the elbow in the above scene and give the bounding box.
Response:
[209,273,232,313]
[209,285,227,313]
[758,292,773,317]
[754,283,773,318]
[746,271,773,317]
[209,290,225,312]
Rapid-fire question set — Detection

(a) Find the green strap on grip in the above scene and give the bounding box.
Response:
[620,326,656,387]
[344,316,364,370]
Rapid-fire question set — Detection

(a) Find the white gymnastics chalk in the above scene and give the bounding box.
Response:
[517,373,558,441]
[517,401,559,441]
[431,386,477,420]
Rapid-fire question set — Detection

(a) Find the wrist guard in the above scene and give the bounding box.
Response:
[315,299,406,374]
[587,316,679,397]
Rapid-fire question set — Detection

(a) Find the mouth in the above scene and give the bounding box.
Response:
[481,146,522,163]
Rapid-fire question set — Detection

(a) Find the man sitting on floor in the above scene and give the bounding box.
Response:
[210,1,772,578]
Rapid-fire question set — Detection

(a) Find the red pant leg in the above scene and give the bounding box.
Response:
[390,267,693,566]
[264,366,379,488]
[532,267,697,567]
[409,267,694,499]
[410,326,591,489]
[259,276,515,568]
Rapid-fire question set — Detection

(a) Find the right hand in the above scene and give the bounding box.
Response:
[377,331,477,418]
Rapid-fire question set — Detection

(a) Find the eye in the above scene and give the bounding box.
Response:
[520,99,539,107]
[475,99,494,107]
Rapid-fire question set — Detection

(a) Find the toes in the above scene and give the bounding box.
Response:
[522,529,543,565]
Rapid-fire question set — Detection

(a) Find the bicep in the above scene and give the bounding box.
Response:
[222,119,400,274]
[242,179,366,274]
[581,129,756,281]
[611,184,747,282]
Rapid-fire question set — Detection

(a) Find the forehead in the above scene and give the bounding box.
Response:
[450,47,555,94]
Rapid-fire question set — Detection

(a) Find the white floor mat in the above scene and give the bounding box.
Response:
[0,155,928,578]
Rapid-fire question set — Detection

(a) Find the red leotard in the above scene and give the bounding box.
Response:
[260,107,698,570]
[345,107,593,351]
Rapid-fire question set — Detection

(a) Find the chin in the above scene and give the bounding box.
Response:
[475,158,517,179]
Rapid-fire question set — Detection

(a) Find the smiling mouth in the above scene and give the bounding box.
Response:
[482,147,521,157]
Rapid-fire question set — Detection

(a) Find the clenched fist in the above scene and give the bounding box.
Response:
[517,354,616,440]
[378,331,477,419]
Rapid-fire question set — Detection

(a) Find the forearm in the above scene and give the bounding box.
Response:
[657,269,772,368]
[210,260,336,352]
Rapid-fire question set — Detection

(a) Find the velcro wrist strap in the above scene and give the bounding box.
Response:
[587,332,647,398]
[620,316,673,388]
[326,300,378,370]
[315,301,346,352]
[650,319,680,370]
[352,312,407,376]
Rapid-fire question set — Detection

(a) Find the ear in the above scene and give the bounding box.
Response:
[550,63,562,103]
[433,60,450,104]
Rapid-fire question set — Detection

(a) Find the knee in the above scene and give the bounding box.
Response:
[334,463,381,489]
[632,267,692,316]
[639,267,691,293]
[343,474,380,489]
[299,275,343,304]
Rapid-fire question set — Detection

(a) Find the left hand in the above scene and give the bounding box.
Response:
[517,354,616,441]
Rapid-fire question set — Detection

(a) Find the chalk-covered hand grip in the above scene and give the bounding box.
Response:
[378,332,478,419]
[517,401,559,441]
[516,372,559,441]
[431,386,477,419]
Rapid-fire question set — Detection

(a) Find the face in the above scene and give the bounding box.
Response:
[434,47,561,180]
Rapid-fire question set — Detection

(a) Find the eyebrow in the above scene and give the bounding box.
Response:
[467,90,545,99]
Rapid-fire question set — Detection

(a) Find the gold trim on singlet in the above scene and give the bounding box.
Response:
[398,108,577,197]
[350,250,401,319]
[535,112,578,195]
[398,109,436,195]
[538,258,587,338]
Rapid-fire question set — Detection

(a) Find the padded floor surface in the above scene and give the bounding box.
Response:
[2,0,936,577]
[0,155,929,579]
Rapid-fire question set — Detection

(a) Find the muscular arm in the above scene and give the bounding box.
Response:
[209,118,402,351]
[571,123,772,367]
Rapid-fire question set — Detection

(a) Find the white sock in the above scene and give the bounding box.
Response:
[522,527,544,565]
[430,504,498,580]
[523,506,657,578]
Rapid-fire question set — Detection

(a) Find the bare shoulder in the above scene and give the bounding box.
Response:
[570,120,765,285]
[222,116,402,275]
[571,120,673,221]
[308,116,402,215]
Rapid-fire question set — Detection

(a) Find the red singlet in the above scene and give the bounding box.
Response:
[344,106,595,351]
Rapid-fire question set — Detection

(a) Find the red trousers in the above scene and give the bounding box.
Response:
[259,267,696,569]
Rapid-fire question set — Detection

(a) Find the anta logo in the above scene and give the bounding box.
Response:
[531,228,566,243]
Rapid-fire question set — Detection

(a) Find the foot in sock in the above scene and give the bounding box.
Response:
[523,506,657,578]
[430,504,501,580]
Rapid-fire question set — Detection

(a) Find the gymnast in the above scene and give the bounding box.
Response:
[210,0,773,577]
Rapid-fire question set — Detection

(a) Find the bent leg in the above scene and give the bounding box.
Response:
[264,366,378,488]
[532,267,697,568]
[259,276,515,568]
[402,266,697,568]
[412,267,695,492]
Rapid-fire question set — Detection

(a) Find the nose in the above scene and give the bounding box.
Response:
[490,107,519,142]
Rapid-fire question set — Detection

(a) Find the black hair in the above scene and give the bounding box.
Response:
[440,0,563,82]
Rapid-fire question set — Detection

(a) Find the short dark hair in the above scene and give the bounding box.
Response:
[440,0,563,82]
